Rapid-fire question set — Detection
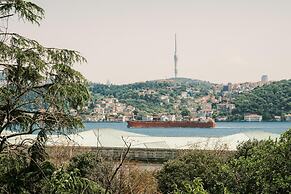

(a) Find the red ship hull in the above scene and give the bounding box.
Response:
[127,120,216,128]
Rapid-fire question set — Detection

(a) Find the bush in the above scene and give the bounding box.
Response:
[173,178,209,194]
[67,152,113,189]
[0,151,106,194]
[158,129,291,194]
[43,168,105,194]
[225,129,291,193]
[157,150,228,194]
[0,152,55,194]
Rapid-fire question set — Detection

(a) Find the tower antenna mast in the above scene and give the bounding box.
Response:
[174,33,178,79]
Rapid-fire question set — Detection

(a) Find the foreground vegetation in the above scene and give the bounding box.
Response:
[158,128,291,193]
[1,128,290,193]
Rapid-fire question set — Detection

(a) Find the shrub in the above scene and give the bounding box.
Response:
[67,152,113,188]
[43,168,105,194]
[157,150,228,194]
[225,129,291,193]
[173,178,209,194]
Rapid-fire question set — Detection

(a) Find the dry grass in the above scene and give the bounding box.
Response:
[117,163,161,194]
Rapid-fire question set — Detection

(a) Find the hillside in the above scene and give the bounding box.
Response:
[89,78,213,114]
[232,79,291,120]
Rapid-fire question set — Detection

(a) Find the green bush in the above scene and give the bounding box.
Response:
[173,178,209,194]
[158,129,291,194]
[67,152,113,188]
[0,152,55,194]
[225,129,291,193]
[0,152,106,194]
[157,150,228,194]
[43,168,105,194]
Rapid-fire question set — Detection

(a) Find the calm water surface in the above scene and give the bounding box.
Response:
[82,122,291,137]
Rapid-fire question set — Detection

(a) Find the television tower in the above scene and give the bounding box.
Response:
[174,33,178,79]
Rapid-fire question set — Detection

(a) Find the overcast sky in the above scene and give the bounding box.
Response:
[10,0,291,84]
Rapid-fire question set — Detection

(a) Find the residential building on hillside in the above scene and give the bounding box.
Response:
[261,75,268,83]
[142,115,153,121]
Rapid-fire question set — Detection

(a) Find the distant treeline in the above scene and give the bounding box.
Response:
[232,79,291,120]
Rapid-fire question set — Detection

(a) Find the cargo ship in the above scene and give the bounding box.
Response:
[127,119,216,128]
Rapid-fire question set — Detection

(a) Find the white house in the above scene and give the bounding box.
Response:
[244,114,262,122]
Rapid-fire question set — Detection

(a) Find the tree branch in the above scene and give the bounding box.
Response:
[0,14,13,19]
[105,137,131,194]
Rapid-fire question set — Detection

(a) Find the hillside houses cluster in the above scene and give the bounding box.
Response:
[85,98,135,122]
[83,79,290,122]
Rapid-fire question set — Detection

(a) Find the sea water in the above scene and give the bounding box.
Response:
[82,122,291,137]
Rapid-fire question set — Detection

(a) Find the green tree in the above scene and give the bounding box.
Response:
[0,0,90,152]
[233,80,291,120]
[0,1,104,193]
[181,108,190,117]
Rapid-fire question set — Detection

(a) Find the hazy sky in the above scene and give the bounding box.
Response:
[10,0,291,84]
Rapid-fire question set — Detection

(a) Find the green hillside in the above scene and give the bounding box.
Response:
[89,78,213,114]
[233,79,291,120]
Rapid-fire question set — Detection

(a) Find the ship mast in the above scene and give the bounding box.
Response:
[174,33,178,79]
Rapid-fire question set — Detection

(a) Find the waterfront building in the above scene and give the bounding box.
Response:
[244,114,263,122]
[216,116,228,121]
[285,114,291,122]
[274,116,281,121]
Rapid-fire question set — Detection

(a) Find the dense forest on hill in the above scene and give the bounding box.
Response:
[233,79,291,120]
[89,78,213,114]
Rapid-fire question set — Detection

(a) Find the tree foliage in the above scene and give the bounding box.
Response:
[0,0,90,152]
[67,152,113,189]
[233,80,291,120]
[173,178,209,194]
[89,79,211,115]
[157,129,291,194]
[44,168,105,194]
[0,151,105,194]
[0,1,97,193]
[224,129,291,193]
[157,150,229,194]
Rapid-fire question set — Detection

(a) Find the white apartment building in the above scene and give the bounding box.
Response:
[244,114,263,122]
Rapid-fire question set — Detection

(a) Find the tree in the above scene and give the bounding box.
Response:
[181,108,190,117]
[0,0,90,152]
[233,80,291,120]
[0,1,106,193]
